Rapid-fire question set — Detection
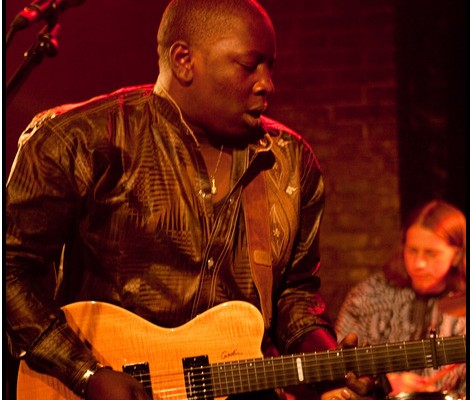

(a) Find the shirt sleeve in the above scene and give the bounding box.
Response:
[273,138,337,354]
[6,117,99,395]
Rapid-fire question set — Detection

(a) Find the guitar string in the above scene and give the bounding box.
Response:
[136,341,464,398]
[141,338,465,382]
[141,359,465,400]
[141,341,465,381]
[141,345,465,387]
[147,363,464,400]
[144,358,465,400]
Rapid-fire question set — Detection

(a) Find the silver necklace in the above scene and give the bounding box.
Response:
[210,145,224,195]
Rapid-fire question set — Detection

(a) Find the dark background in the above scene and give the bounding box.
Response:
[4,1,469,399]
[5,2,468,208]
[395,0,469,219]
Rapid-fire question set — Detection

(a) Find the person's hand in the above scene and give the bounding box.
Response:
[320,333,375,400]
[319,371,374,400]
[85,368,151,400]
[387,372,437,395]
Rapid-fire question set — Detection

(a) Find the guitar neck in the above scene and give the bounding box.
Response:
[209,335,466,397]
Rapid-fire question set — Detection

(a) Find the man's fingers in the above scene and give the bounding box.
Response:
[339,332,358,348]
[345,371,375,396]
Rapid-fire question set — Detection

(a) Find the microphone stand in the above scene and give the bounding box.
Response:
[6,19,60,108]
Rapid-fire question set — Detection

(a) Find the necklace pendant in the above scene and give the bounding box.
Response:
[210,176,217,195]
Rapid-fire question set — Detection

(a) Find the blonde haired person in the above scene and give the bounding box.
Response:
[336,200,466,397]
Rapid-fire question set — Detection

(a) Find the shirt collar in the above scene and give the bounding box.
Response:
[153,78,200,147]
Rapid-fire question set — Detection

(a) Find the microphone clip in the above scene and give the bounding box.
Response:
[12,0,61,31]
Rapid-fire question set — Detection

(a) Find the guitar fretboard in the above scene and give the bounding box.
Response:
[190,335,466,397]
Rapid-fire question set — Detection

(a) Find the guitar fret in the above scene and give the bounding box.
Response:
[260,358,268,390]
[327,350,334,381]
[237,361,244,393]
[313,352,320,382]
[266,358,276,389]
[334,350,345,378]
[421,339,432,368]
[279,355,287,387]
[212,364,222,396]
[246,363,253,391]
[223,363,229,394]
[402,342,409,370]
[354,347,360,376]
[229,362,236,393]
[254,359,261,391]
[230,361,237,392]
[220,362,230,395]
[386,343,393,373]
[440,338,447,365]
[368,345,375,375]
[289,355,299,386]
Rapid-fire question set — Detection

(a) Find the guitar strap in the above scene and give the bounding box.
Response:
[242,168,273,329]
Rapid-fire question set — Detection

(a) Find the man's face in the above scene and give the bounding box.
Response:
[403,224,458,294]
[185,15,276,140]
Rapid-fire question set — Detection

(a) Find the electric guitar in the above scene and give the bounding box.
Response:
[16,301,466,400]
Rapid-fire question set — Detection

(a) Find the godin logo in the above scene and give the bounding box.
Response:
[221,349,243,359]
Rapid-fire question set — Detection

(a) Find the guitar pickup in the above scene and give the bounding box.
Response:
[122,362,153,398]
[183,355,214,400]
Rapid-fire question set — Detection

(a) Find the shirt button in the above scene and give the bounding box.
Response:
[199,189,210,199]
[207,257,215,270]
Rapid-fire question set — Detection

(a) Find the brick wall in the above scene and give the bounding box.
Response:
[6,5,463,325]
[6,0,401,343]
[261,1,401,322]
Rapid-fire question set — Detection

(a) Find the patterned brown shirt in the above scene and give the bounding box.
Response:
[6,82,331,394]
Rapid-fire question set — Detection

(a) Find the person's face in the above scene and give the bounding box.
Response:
[186,15,276,140]
[403,224,458,295]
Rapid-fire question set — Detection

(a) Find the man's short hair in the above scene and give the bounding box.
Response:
[157,0,272,64]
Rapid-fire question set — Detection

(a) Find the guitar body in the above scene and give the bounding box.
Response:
[17,301,265,400]
[16,301,466,399]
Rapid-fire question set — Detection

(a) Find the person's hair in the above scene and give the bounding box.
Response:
[157,0,273,65]
[384,199,466,293]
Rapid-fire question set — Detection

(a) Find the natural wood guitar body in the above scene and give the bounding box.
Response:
[16,301,466,399]
[17,301,265,400]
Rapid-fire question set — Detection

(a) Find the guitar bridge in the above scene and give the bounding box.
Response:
[122,362,153,398]
[183,355,214,400]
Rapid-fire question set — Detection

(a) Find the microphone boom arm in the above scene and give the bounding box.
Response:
[6,22,60,108]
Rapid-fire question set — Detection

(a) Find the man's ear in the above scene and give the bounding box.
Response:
[169,41,193,86]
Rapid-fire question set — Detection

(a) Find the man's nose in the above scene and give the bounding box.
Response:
[413,254,428,268]
[253,65,274,96]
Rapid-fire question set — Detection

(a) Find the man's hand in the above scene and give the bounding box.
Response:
[85,368,151,400]
[320,372,374,400]
[320,333,374,400]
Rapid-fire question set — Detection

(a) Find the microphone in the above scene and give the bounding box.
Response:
[11,0,85,30]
